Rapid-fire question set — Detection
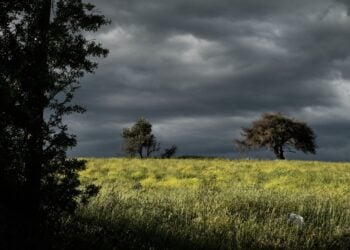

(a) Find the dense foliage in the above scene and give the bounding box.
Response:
[161,145,178,158]
[0,0,108,248]
[235,113,317,159]
[122,117,160,158]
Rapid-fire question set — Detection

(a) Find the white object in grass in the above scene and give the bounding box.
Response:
[287,213,304,226]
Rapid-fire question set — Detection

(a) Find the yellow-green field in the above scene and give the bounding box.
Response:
[75,158,350,249]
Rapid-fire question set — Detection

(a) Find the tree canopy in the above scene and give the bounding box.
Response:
[161,145,178,159]
[122,117,160,158]
[0,0,108,248]
[235,113,316,160]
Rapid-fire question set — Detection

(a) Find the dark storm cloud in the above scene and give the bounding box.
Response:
[68,0,350,160]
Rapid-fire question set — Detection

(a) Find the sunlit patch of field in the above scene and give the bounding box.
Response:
[76,158,350,249]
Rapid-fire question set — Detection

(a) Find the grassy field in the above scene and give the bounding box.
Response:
[70,158,350,249]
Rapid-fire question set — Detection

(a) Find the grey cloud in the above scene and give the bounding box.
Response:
[69,0,350,160]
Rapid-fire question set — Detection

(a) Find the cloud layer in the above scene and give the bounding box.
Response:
[68,0,350,160]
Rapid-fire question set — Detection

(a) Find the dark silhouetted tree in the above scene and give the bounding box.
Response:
[235,113,316,160]
[122,117,160,158]
[161,145,177,158]
[0,0,108,248]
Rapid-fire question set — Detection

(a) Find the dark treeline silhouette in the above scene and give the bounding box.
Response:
[122,114,316,160]
[0,0,108,249]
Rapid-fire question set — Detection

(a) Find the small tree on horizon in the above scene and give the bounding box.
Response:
[122,117,160,158]
[161,145,177,158]
[235,113,316,160]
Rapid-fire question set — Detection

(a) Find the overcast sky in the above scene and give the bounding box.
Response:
[68,0,350,160]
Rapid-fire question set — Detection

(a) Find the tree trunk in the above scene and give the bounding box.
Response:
[278,151,285,160]
[23,1,51,248]
[278,146,285,160]
[138,147,143,158]
[274,145,285,160]
[146,146,151,158]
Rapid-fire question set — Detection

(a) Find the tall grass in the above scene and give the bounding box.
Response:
[66,158,350,249]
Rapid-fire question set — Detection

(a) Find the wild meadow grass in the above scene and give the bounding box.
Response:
[70,158,350,249]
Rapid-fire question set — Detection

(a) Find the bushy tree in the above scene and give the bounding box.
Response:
[235,113,316,160]
[122,117,160,158]
[161,145,177,158]
[0,0,108,248]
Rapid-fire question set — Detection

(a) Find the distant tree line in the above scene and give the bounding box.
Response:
[123,113,316,160]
